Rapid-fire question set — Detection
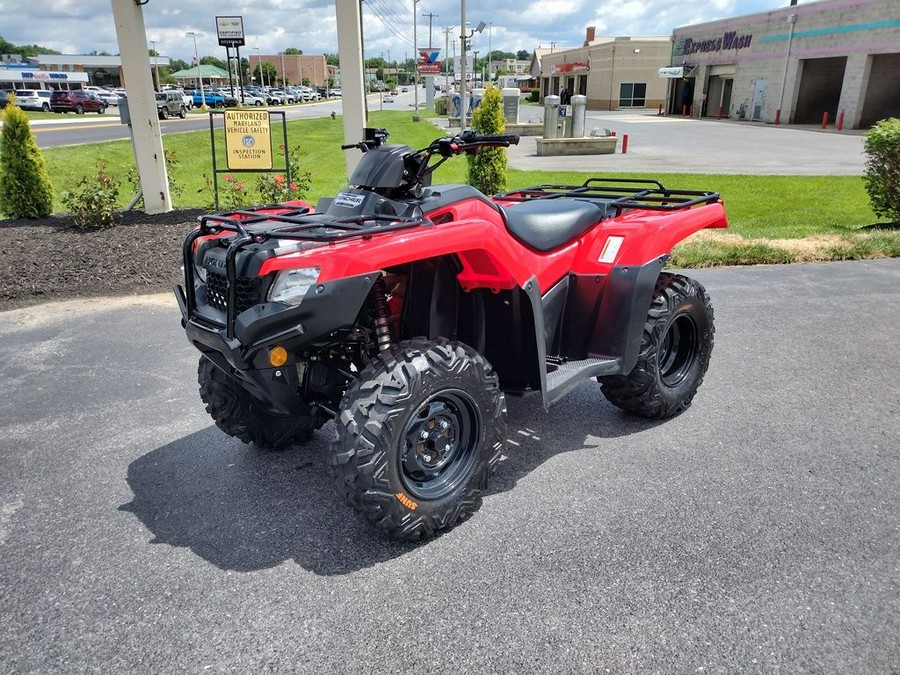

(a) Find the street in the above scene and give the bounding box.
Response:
[1,259,898,673]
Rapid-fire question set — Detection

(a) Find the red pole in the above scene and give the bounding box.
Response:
[774,108,781,125]
[837,111,845,131]
[717,106,723,120]
[622,134,629,154]
[821,111,829,129]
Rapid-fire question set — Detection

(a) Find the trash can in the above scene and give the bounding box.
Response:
[435,96,447,116]
[501,87,519,125]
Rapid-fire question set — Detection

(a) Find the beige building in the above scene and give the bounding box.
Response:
[537,29,672,111]
[671,0,900,128]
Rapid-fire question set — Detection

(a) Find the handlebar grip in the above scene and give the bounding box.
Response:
[486,134,520,145]
[341,143,358,150]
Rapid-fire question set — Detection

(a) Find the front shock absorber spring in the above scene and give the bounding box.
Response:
[369,277,392,352]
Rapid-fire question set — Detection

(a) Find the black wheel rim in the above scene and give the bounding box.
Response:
[399,389,482,501]
[658,314,699,387]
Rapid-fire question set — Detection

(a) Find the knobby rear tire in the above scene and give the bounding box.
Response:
[599,273,714,419]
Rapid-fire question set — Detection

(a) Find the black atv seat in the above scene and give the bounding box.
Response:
[501,199,608,252]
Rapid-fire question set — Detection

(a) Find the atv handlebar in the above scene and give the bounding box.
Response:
[435,132,520,157]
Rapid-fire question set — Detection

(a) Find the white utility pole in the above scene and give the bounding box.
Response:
[110,0,171,213]
[335,0,366,176]
[413,0,420,115]
[459,0,466,98]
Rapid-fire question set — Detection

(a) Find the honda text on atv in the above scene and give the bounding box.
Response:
[175,128,728,540]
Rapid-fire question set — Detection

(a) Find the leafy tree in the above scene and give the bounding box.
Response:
[0,100,53,219]
[251,62,278,86]
[200,56,226,70]
[466,85,507,196]
[0,34,61,57]
[283,47,302,55]
[516,50,530,61]
[325,53,340,66]
[863,117,900,223]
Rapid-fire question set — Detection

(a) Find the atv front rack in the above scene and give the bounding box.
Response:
[180,204,428,340]
[497,178,720,216]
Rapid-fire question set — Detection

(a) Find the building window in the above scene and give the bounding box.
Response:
[619,82,646,107]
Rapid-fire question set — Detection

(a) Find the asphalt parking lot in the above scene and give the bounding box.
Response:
[1,110,898,673]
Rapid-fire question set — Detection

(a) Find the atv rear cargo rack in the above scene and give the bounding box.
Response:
[497,178,720,216]
[180,204,429,340]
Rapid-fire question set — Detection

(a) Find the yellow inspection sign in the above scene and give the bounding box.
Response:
[223,110,273,170]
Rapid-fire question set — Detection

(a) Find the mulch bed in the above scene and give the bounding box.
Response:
[0,208,207,312]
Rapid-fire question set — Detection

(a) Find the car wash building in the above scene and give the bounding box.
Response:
[665,0,900,129]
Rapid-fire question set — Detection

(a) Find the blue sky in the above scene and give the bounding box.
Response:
[2,0,791,63]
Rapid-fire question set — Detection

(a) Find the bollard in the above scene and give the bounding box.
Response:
[622,134,629,154]
[717,106,723,120]
[821,111,829,129]
[774,108,781,125]
[837,111,845,131]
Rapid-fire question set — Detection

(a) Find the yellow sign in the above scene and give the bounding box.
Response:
[224,110,272,170]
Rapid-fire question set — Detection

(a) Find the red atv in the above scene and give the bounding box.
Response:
[176,128,728,540]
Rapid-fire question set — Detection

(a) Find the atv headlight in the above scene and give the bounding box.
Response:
[268,267,320,306]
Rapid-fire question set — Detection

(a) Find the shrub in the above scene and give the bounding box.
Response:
[863,117,900,223]
[466,85,508,196]
[0,99,54,219]
[528,89,540,103]
[60,160,121,229]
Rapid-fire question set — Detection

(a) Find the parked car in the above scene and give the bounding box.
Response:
[49,89,107,114]
[239,92,266,106]
[329,88,342,97]
[11,89,52,112]
[382,94,395,103]
[97,90,121,106]
[190,90,225,108]
[155,91,187,119]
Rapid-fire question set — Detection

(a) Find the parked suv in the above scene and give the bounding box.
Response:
[49,89,107,114]
[13,89,52,112]
[155,91,187,119]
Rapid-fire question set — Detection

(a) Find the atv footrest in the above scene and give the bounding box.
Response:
[545,356,620,407]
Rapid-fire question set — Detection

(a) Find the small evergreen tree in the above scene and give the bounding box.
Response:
[0,99,53,219]
[863,117,900,223]
[466,85,508,196]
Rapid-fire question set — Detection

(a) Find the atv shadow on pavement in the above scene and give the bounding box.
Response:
[120,383,665,576]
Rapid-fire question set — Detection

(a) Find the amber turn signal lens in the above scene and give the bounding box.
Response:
[268,346,288,367]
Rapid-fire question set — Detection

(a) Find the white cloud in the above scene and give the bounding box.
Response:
[1,0,789,62]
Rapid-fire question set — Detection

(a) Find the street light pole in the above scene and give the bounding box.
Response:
[280,51,286,86]
[186,31,207,110]
[254,47,267,91]
[150,39,159,90]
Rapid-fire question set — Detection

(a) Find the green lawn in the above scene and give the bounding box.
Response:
[20,110,900,264]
